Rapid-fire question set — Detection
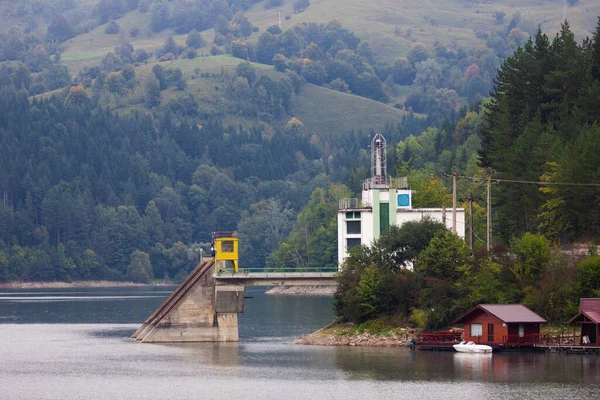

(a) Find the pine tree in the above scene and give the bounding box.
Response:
[591,17,600,81]
[542,21,584,128]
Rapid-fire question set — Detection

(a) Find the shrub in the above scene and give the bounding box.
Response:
[105,20,120,35]
[186,29,205,49]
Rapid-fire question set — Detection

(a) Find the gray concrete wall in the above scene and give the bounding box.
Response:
[135,262,243,343]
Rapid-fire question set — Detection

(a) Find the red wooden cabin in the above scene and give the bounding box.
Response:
[568,298,600,346]
[453,304,547,346]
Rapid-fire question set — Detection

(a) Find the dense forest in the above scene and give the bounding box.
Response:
[481,21,600,242]
[0,83,327,282]
[0,74,431,282]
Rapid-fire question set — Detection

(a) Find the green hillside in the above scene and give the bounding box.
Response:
[288,82,410,135]
[8,0,600,136]
[245,0,600,61]
[97,54,410,135]
[56,0,600,70]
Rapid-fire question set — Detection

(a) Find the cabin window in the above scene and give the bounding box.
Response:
[518,324,525,338]
[347,221,361,234]
[470,323,483,337]
[221,240,234,253]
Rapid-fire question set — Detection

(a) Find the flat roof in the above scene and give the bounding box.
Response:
[339,208,465,212]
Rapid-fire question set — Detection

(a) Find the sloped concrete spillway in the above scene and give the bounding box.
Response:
[132,258,244,342]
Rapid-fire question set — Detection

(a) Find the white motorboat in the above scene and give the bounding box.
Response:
[453,340,493,353]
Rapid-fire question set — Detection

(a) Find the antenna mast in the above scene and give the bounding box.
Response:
[371,134,387,185]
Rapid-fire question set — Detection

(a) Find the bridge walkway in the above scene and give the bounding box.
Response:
[214,268,337,286]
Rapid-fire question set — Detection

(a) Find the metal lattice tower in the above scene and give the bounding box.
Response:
[371,133,387,185]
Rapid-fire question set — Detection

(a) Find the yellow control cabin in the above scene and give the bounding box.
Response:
[213,231,239,272]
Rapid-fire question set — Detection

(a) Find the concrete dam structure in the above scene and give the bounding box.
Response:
[132,257,244,342]
[133,233,336,343]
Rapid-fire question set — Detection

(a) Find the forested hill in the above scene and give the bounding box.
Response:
[0,82,429,282]
[0,0,598,136]
[0,86,324,282]
[2,0,600,284]
[480,20,600,242]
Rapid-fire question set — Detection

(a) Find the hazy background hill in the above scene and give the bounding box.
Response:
[243,0,600,59]
[1,0,599,135]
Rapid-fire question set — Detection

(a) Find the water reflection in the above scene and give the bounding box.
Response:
[453,353,493,380]
[167,342,242,368]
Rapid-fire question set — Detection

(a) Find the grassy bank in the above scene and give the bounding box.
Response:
[297,316,418,347]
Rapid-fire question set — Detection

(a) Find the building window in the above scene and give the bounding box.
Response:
[346,211,361,219]
[221,240,234,253]
[347,238,361,248]
[518,324,525,338]
[470,323,483,337]
[347,221,361,235]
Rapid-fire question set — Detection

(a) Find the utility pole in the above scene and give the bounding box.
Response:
[486,169,493,252]
[442,204,446,226]
[443,170,459,234]
[459,194,481,252]
[467,195,474,251]
[452,169,457,234]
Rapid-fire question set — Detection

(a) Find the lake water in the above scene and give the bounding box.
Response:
[1,286,599,399]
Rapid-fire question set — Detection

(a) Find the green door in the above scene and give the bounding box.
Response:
[380,202,389,234]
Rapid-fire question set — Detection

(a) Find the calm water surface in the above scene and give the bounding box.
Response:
[0,286,599,399]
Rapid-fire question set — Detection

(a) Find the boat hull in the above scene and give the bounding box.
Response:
[453,342,493,353]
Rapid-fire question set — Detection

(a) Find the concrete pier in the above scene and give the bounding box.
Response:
[132,258,243,343]
[133,259,336,343]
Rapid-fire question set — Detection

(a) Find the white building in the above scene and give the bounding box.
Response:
[337,134,465,269]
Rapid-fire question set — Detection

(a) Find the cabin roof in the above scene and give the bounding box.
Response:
[568,310,600,325]
[453,304,547,324]
[580,298,600,313]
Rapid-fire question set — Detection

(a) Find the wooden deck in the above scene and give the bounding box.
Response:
[415,332,462,351]
[537,344,600,354]
[416,332,600,354]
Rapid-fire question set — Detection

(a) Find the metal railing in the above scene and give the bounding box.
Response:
[339,198,368,210]
[501,334,542,345]
[215,267,338,275]
[362,176,409,190]
[537,333,584,346]
[417,332,462,343]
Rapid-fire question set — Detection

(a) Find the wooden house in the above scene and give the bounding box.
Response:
[453,304,547,346]
[568,298,600,346]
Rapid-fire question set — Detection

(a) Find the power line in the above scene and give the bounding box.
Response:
[443,170,600,252]
[492,178,600,187]
[460,175,600,187]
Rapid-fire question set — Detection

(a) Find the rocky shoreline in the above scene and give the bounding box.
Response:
[265,285,336,295]
[296,322,416,347]
[0,281,173,289]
